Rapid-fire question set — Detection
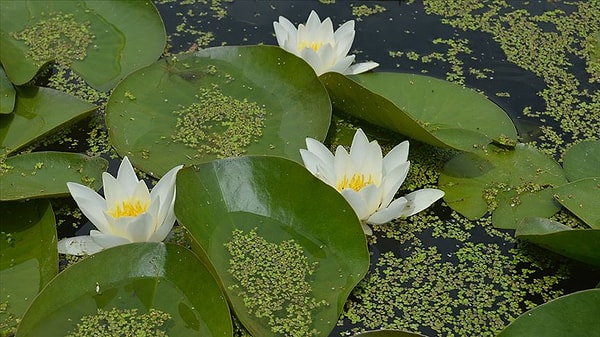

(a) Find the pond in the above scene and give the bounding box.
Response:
[0,1,599,336]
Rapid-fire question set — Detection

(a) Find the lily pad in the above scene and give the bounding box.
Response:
[0,199,57,333]
[0,86,97,154]
[106,45,331,177]
[515,217,600,266]
[562,140,600,181]
[0,66,15,114]
[16,243,232,337]
[439,143,567,228]
[319,72,517,151]
[175,156,369,337]
[497,289,600,336]
[0,151,107,201]
[0,0,165,91]
[553,178,600,229]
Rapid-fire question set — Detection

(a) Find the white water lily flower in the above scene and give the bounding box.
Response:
[300,129,444,235]
[57,157,183,255]
[273,10,379,76]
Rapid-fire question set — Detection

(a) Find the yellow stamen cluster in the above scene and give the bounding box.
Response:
[337,174,374,192]
[298,40,324,51]
[108,199,149,218]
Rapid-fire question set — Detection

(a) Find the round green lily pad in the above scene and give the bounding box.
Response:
[174,156,369,337]
[0,66,15,114]
[320,72,518,151]
[553,177,600,229]
[106,45,331,178]
[497,289,600,336]
[0,86,97,155]
[439,143,567,228]
[0,200,57,333]
[562,140,600,181]
[16,243,232,337]
[0,151,107,201]
[516,217,600,266]
[0,0,165,91]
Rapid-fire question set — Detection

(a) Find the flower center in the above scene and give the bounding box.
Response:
[298,40,324,51]
[107,199,149,218]
[337,174,374,192]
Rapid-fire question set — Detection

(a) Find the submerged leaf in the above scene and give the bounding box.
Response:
[439,143,566,228]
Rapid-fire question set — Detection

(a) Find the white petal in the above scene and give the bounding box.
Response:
[115,213,155,242]
[400,188,445,217]
[148,199,176,242]
[276,16,297,36]
[380,161,410,208]
[305,10,322,35]
[132,180,151,203]
[300,149,336,186]
[356,183,383,216]
[67,182,111,234]
[116,156,140,194]
[334,145,356,182]
[346,61,379,75]
[367,197,408,225]
[57,236,104,255]
[150,164,183,223]
[299,47,325,75]
[383,140,409,175]
[333,20,355,57]
[306,138,335,167]
[349,129,371,163]
[101,172,122,210]
[329,55,355,74]
[315,43,337,70]
[90,230,131,249]
[317,17,334,43]
[341,188,370,220]
[274,20,293,48]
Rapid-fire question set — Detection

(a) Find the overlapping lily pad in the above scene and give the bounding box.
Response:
[553,178,600,228]
[16,243,232,337]
[320,72,517,151]
[106,45,331,177]
[562,140,600,181]
[0,151,107,201]
[497,289,600,336]
[175,156,369,337]
[439,143,566,228]
[0,199,57,333]
[516,217,600,266]
[0,66,14,114]
[0,86,97,154]
[0,0,165,91]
